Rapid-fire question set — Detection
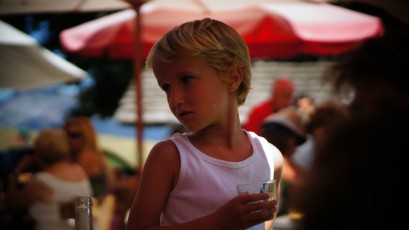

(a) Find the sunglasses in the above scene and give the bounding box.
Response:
[66,131,83,139]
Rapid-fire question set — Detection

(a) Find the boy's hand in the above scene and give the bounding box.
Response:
[214,193,277,230]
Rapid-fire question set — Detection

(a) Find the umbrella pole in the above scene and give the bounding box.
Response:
[130,0,146,172]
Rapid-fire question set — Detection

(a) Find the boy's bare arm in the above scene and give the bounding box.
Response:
[126,140,180,230]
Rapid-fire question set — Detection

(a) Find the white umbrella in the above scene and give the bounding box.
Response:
[0,0,130,15]
[0,20,88,89]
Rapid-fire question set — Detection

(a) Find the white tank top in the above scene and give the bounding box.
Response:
[160,130,278,230]
[29,169,92,230]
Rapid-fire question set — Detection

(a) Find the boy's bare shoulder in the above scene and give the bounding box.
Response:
[146,139,180,163]
[143,139,181,182]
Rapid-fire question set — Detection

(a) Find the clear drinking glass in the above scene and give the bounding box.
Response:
[236,180,277,201]
[75,196,93,230]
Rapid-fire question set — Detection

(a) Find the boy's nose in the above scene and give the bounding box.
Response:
[169,90,184,108]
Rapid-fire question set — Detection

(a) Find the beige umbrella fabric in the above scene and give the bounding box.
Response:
[0,20,88,89]
[0,0,130,15]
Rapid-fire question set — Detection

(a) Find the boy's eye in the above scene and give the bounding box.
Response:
[181,76,193,84]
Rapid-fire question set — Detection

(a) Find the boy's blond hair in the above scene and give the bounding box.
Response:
[146,18,252,105]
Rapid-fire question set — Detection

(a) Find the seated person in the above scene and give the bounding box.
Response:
[7,128,92,230]
[64,116,117,198]
[292,101,349,169]
[261,106,307,218]
[243,78,295,135]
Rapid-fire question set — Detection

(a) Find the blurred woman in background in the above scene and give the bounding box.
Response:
[63,116,117,197]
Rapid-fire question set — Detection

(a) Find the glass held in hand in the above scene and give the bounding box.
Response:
[236,180,277,201]
[75,196,93,230]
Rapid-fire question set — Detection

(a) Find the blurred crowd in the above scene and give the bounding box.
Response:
[1,2,409,229]
[1,116,139,230]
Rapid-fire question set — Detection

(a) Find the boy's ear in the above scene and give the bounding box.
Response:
[226,66,243,92]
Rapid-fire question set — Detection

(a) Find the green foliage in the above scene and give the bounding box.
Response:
[69,56,132,117]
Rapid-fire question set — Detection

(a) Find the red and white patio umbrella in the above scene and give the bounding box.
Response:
[59,0,384,169]
[61,0,383,59]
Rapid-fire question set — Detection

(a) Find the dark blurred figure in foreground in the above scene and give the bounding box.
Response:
[323,28,409,117]
[294,107,409,230]
[293,24,409,230]
[304,101,349,157]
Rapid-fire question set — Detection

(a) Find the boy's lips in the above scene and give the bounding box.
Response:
[178,111,193,120]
